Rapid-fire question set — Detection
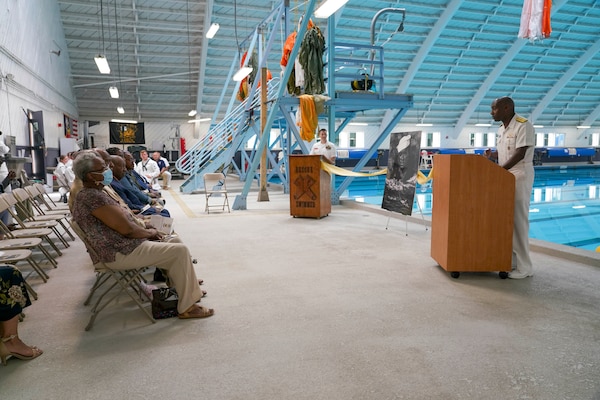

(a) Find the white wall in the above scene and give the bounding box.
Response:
[346,123,596,150]
[88,121,201,152]
[0,0,77,149]
[0,0,203,155]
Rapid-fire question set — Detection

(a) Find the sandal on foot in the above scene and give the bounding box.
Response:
[178,305,214,319]
[0,335,43,366]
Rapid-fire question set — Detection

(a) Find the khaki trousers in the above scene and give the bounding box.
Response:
[106,240,201,313]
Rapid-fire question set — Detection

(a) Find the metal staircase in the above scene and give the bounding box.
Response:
[177,0,413,206]
[176,78,280,194]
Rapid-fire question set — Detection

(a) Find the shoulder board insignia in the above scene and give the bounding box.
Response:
[515,116,528,123]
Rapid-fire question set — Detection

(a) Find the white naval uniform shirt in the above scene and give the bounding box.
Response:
[496,114,535,175]
[135,159,160,180]
[310,141,337,162]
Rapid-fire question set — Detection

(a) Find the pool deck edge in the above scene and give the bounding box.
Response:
[340,199,600,267]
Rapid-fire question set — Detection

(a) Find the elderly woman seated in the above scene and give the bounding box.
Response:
[71,152,213,319]
[0,265,42,366]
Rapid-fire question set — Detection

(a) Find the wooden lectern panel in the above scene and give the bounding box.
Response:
[431,154,515,273]
[289,155,331,218]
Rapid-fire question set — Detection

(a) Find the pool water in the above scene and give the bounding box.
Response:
[339,165,600,252]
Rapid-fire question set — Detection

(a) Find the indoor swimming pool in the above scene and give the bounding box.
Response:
[339,165,600,252]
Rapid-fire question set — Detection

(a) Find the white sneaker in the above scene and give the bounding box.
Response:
[508,271,533,279]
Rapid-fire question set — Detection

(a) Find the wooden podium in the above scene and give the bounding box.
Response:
[430,154,515,278]
[289,155,331,218]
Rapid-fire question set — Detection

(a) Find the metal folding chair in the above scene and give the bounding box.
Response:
[12,188,75,241]
[0,198,64,258]
[204,172,230,213]
[69,220,156,331]
[0,193,70,248]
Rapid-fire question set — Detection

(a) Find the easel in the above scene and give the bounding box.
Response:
[384,198,428,236]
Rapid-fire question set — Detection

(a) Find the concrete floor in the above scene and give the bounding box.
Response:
[1,176,599,400]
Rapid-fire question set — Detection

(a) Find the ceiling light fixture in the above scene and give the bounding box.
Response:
[94,55,111,74]
[576,114,590,129]
[415,109,432,127]
[114,2,127,119]
[205,23,220,39]
[533,124,544,128]
[314,0,349,18]
[95,1,110,74]
[233,67,253,82]
[349,122,368,126]
[188,117,211,123]
[186,0,197,118]
[475,112,491,127]
[109,86,119,98]
[111,118,138,124]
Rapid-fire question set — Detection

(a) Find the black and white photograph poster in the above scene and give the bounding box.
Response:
[382,131,422,215]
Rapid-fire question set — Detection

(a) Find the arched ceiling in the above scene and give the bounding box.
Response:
[58,0,600,131]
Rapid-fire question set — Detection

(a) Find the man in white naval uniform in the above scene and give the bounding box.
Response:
[135,149,160,188]
[485,97,535,279]
[310,128,337,164]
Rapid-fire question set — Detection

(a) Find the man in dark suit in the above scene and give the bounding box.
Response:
[110,156,170,217]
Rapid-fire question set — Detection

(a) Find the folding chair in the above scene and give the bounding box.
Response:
[12,188,75,241]
[69,220,156,331]
[204,172,230,213]
[32,183,70,212]
[0,236,58,274]
[23,186,70,217]
[0,193,71,248]
[0,197,64,258]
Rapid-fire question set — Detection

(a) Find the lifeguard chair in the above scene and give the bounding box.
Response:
[420,150,433,169]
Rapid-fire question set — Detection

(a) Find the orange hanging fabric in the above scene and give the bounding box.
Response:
[281,31,297,67]
[542,0,552,38]
[297,95,318,142]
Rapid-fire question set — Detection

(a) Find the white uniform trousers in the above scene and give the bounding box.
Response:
[511,166,534,274]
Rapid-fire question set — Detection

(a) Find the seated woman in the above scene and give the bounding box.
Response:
[71,152,213,319]
[0,265,43,366]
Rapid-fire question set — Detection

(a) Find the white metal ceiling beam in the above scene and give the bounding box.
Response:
[582,103,600,130]
[454,0,570,135]
[529,40,600,125]
[379,0,464,130]
[394,0,465,96]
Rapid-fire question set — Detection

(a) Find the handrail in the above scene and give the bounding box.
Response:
[175,78,280,175]
[370,8,405,76]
